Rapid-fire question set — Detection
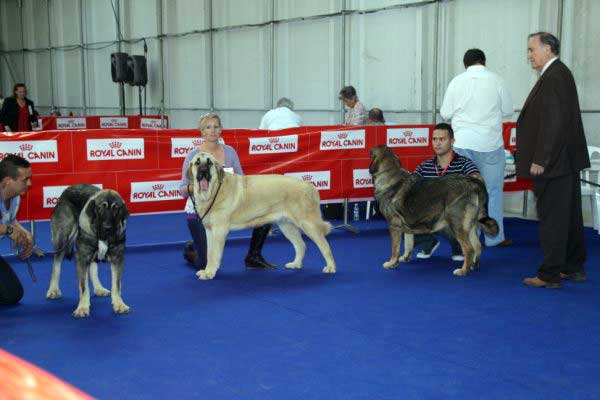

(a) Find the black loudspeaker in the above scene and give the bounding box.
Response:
[127,55,148,86]
[111,52,130,83]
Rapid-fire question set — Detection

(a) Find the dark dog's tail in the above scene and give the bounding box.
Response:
[475,179,499,237]
[53,226,79,260]
[478,217,499,236]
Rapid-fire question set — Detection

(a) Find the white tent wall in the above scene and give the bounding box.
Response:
[1,0,599,221]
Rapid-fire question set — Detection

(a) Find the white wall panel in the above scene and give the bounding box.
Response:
[85,44,119,108]
[24,52,52,107]
[52,50,83,108]
[218,110,267,129]
[275,0,341,19]
[84,0,118,43]
[0,1,22,51]
[563,0,600,112]
[123,0,159,39]
[162,0,209,34]
[213,26,270,109]
[22,0,49,49]
[212,0,272,28]
[347,0,431,11]
[49,0,81,46]
[163,34,210,109]
[275,18,342,110]
[347,6,434,114]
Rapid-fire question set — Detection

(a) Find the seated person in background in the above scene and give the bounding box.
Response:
[49,109,62,116]
[339,86,366,125]
[367,108,385,125]
[259,97,302,130]
[413,123,481,261]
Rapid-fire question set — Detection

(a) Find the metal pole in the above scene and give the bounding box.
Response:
[157,0,165,126]
[19,0,25,81]
[116,0,125,116]
[47,0,55,109]
[208,0,214,111]
[270,0,275,109]
[431,0,440,124]
[79,0,87,116]
[556,0,564,40]
[340,0,346,124]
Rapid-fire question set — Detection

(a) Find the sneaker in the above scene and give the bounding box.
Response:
[416,241,440,259]
[451,255,464,262]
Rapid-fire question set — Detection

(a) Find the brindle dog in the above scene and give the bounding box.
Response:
[369,146,498,276]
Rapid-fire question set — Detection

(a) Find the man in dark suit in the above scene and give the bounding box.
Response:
[516,32,590,288]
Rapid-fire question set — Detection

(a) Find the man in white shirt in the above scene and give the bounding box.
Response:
[440,48,513,247]
[259,97,302,130]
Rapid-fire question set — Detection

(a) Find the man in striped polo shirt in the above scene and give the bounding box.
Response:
[413,123,481,261]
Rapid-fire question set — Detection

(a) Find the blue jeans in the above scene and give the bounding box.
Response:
[454,146,506,246]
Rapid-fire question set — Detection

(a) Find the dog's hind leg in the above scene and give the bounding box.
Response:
[197,227,228,280]
[399,233,413,263]
[72,256,92,318]
[453,231,474,277]
[90,261,110,297]
[383,227,402,269]
[278,222,305,269]
[46,252,64,299]
[300,221,336,274]
[110,259,130,314]
[468,227,482,270]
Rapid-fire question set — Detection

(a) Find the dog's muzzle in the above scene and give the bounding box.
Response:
[196,163,211,192]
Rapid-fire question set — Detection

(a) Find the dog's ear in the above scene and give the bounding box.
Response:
[83,198,97,232]
[214,160,225,183]
[186,165,193,180]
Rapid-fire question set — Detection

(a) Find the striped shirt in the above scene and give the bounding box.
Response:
[413,153,479,178]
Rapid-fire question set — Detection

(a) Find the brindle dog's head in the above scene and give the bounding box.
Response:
[187,152,225,196]
[369,145,402,175]
[89,190,129,241]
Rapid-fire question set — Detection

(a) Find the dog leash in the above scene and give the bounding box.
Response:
[504,173,600,188]
[189,178,223,222]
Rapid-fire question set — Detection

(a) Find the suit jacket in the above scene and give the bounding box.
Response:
[515,60,590,178]
[0,96,37,132]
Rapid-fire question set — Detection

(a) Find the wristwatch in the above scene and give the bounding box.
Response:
[6,225,13,236]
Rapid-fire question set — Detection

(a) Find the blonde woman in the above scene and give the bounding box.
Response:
[179,112,275,270]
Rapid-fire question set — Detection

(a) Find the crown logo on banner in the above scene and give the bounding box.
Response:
[19,143,33,151]
[109,141,122,149]
[152,184,164,191]
[302,174,312,181]
[337,133,348,139]
[192,139,203,146]
[268,137,280,143]
[403,131,413,137]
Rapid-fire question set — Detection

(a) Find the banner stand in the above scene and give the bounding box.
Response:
[333,199,359,233]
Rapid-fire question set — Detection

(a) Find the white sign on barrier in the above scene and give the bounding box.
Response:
[285,171,331,190]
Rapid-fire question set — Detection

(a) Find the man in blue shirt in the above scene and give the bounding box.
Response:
[413,123,481,261]
[0,154,34,305]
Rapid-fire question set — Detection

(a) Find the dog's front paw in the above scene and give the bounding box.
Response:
[196,270,216,280]
[453,268,467,276]
[113,302,130,314]
[285,262,302,269]
[72,306,90,318]
[399,255,411,263]
[46,288,62,299]
[383,260,398,269]
[94,287,111,297]
[322,265,336,274]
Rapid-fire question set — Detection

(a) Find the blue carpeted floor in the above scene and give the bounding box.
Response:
[1,215,600,399]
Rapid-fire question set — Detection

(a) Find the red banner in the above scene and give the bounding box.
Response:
[38,115,169,131]
[0,123,531,221]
